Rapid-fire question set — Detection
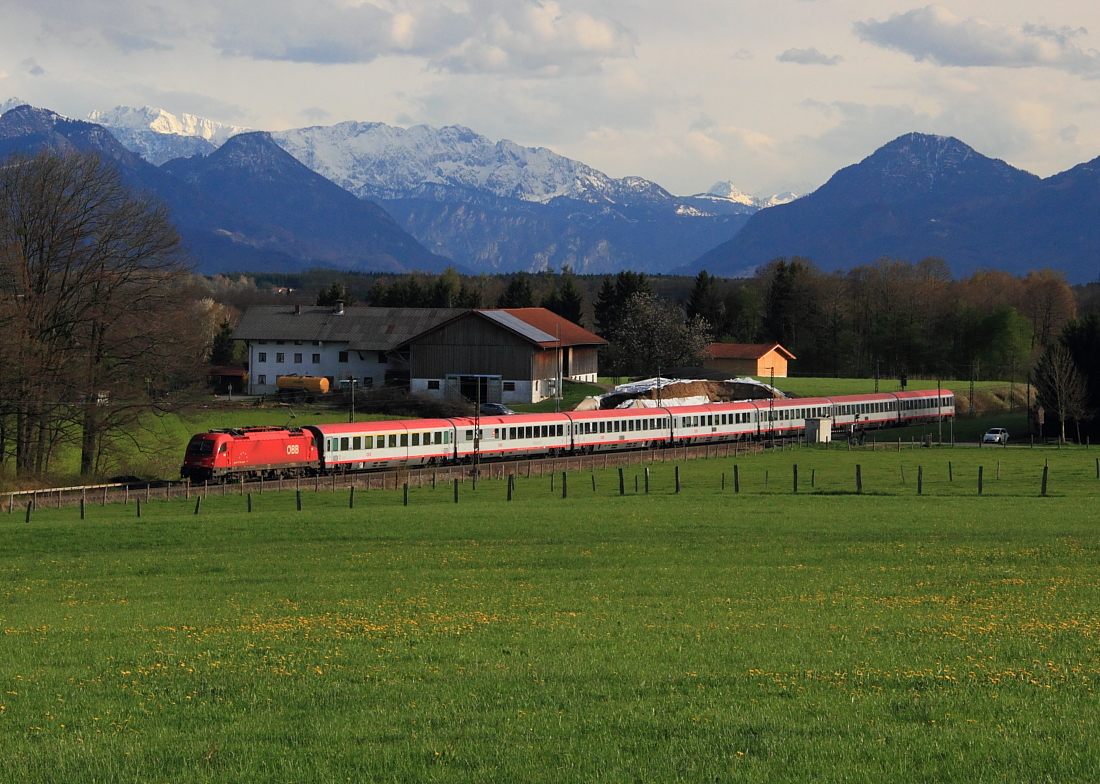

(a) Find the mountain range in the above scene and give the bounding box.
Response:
[5,96,1100,283]
[0,102,451,275]
[76,104,772,275]
[686,133,1100,283]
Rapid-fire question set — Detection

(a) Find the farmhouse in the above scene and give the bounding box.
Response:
[232,304,465,396]
[704,343,796,378]
[232,304,605,403]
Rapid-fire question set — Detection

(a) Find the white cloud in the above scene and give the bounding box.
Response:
[15,0,634,77]
[854,5,1100,77]
[21,57,45,76]
[777,46,842,65]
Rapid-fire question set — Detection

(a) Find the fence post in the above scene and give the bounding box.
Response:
[296,490,302,511]
[247,493,252,513]
[619,467,625,496]
[978,466,984,495]
[103,486,108,506]
[722,472,725,491]
[811,468,815,488]
[349,486,355,509]
[507,475,513,502]
[591,474,596,493]
[1041,465,1049,497]
[25,501,32,523]
[948,461,953,482]
[917,465,923,495]
[901,465,906,484]
[194,497,201,515]
[562,472,568,499]
[675,466,681,494]
[856,464,863,494]
[793,464,798,494]
[734,465,740,493]
[137,499,142,518]
[644,467,650,493]
[403,483,409,507]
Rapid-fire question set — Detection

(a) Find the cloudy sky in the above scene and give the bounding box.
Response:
[3,1,1100,196]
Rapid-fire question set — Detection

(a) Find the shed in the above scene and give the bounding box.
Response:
[703,343,796,378]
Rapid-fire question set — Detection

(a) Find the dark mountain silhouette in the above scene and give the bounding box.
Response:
[683,133,1081,279]
[0,105,451,274]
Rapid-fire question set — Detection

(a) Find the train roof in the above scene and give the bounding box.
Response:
[310,419,455,435]
[450,413,572,427]
[825,392,905,403]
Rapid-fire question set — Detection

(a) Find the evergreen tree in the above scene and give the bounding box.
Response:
[317,282,357,307]
[496,273,535,308]
[208,321,237,365]
[686,270,725,335]
[594,270,650,336]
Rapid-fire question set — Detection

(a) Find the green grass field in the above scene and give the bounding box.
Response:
[3,445,1100,782]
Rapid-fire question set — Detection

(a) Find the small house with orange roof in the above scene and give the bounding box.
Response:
[704,343,796,378]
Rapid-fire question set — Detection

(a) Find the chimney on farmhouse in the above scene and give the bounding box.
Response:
[294,304,301,315]
[334,301,345,315]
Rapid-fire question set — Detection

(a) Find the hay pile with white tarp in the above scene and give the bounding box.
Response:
[575,377,785,410]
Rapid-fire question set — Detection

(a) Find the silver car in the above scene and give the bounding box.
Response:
[983,428,1009,444]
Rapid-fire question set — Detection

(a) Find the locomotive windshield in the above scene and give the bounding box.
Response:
[186,437,216,456]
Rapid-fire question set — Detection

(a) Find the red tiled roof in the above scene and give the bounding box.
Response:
[706,343,795,360]
[487,308,607,347]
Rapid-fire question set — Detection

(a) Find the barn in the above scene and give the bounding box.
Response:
[401,308,607,404]
[703,343,796,378]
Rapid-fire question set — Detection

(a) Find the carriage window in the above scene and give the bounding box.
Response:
[411,434,419,446]
[465,429,474,441]
[399,434,407,447]
[353,437,361,450]
[523,426,530,438]
[509,427,516,439]
[444,431,450,444]
[363,436,373,449]
[340,437,349,451]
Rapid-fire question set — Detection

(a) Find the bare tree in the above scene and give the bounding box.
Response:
[0,149,202,477]
[1034,343,1089,444]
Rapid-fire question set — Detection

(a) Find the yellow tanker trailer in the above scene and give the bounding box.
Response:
[276,375,330,402]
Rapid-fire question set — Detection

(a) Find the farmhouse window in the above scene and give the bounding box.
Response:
[339,351,349,363]
[503,381,515,392]
[427,380,440,390]
[258,352,267,362]
[294,353,303,363]
[257,375,266,385]
[275,353,284,363]
[312,354,320,363]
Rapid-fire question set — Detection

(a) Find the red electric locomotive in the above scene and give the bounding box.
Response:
[180,426,320,481]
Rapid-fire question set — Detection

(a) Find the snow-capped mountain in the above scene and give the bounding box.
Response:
[270,121,673,206]
[1,97,34,115]
[87,106,252,165]
[80,103,762,273]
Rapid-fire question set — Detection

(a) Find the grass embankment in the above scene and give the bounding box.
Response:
[3,446,1100,782]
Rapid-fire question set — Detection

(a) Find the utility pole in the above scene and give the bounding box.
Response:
[346,377,356,423]
[874,358,880,394]
[768,366,775,448]
[473,378,481,479]
[937,378,943,446]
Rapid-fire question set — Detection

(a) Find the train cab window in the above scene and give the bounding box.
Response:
[388,434,398,448]
[353,437,362,450]
[218,442,228,454]
[340,437,349,451]
[411,434,419,447]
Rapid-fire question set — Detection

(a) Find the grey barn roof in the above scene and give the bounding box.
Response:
[232,306,468,352]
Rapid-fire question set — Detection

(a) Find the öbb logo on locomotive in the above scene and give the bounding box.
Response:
[180,390,955,482]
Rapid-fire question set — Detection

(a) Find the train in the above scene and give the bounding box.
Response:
[180,388,955,482]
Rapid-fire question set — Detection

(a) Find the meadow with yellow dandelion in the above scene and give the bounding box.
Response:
[2,446,1099,781]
